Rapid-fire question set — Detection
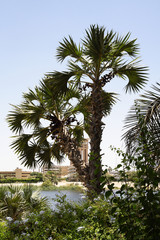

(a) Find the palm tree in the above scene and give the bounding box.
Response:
[7,80,90,183]
[123,82,160,168]
[0,185,48,220]
[45,25,148,195]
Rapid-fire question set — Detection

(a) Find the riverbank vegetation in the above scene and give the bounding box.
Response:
[40,183,84,192]
[0,178,41,184]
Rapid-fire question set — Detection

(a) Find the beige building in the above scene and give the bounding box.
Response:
[0,168,32,179]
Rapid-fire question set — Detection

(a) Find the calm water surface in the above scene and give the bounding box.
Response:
[40,190,85,210]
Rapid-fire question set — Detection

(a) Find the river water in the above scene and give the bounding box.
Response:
[40,190,85,210]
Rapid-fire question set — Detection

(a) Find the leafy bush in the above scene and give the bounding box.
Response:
[2,195,123,239]
[105,139,160,238]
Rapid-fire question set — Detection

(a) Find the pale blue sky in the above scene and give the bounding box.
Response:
[0,0,160,170]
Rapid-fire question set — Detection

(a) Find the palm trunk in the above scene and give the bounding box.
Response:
[60,133,89,184]
[88,81,103,196]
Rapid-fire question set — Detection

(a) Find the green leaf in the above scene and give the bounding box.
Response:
[105,190,112,198]
[111,206,117,214]
[117,164,122,169]
[108,183,115,191]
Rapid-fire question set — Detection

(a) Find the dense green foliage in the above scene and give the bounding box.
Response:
[0,195,124,240]
[30,172,43,181]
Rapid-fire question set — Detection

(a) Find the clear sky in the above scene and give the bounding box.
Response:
[0,0,160,171]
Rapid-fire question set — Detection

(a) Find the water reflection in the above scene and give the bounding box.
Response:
[40,190,85,210]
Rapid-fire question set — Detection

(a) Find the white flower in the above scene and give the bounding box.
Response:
[77,226,85,232]
[87,206,92,211]
[35,221,39,225]
[23,219,28,223]
[48,237,53,240]
[40,210,45,215]
[81,195,86,199]
[110,217,115,223]
[6,217,13,222]
[74,220,78,223]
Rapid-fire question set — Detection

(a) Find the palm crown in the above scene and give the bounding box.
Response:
[46,25,147,94]
[7,81,85,168]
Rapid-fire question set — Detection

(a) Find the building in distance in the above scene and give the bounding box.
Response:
[0,168,32,179]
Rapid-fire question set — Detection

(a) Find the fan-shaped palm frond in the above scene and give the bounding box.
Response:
[123,82,160,165]
[114,61,148,93]
[56,36,82,62]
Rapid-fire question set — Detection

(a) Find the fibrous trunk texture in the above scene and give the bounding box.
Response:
[88,81,103,197]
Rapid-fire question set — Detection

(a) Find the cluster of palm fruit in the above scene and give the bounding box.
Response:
[65,116,77,125]
[47,114,79,140]
[46,114,62,139]
[78,82,92,92]
[100,72,114,87]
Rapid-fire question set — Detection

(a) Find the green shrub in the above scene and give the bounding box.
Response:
[105,146,160,239]
[3,194,124,239]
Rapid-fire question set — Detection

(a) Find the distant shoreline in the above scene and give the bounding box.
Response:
[0,181,128,189]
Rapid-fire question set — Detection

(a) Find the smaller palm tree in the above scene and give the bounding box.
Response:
[7,80,89,183]
[0,185,48,220]
[22,185,48,214]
